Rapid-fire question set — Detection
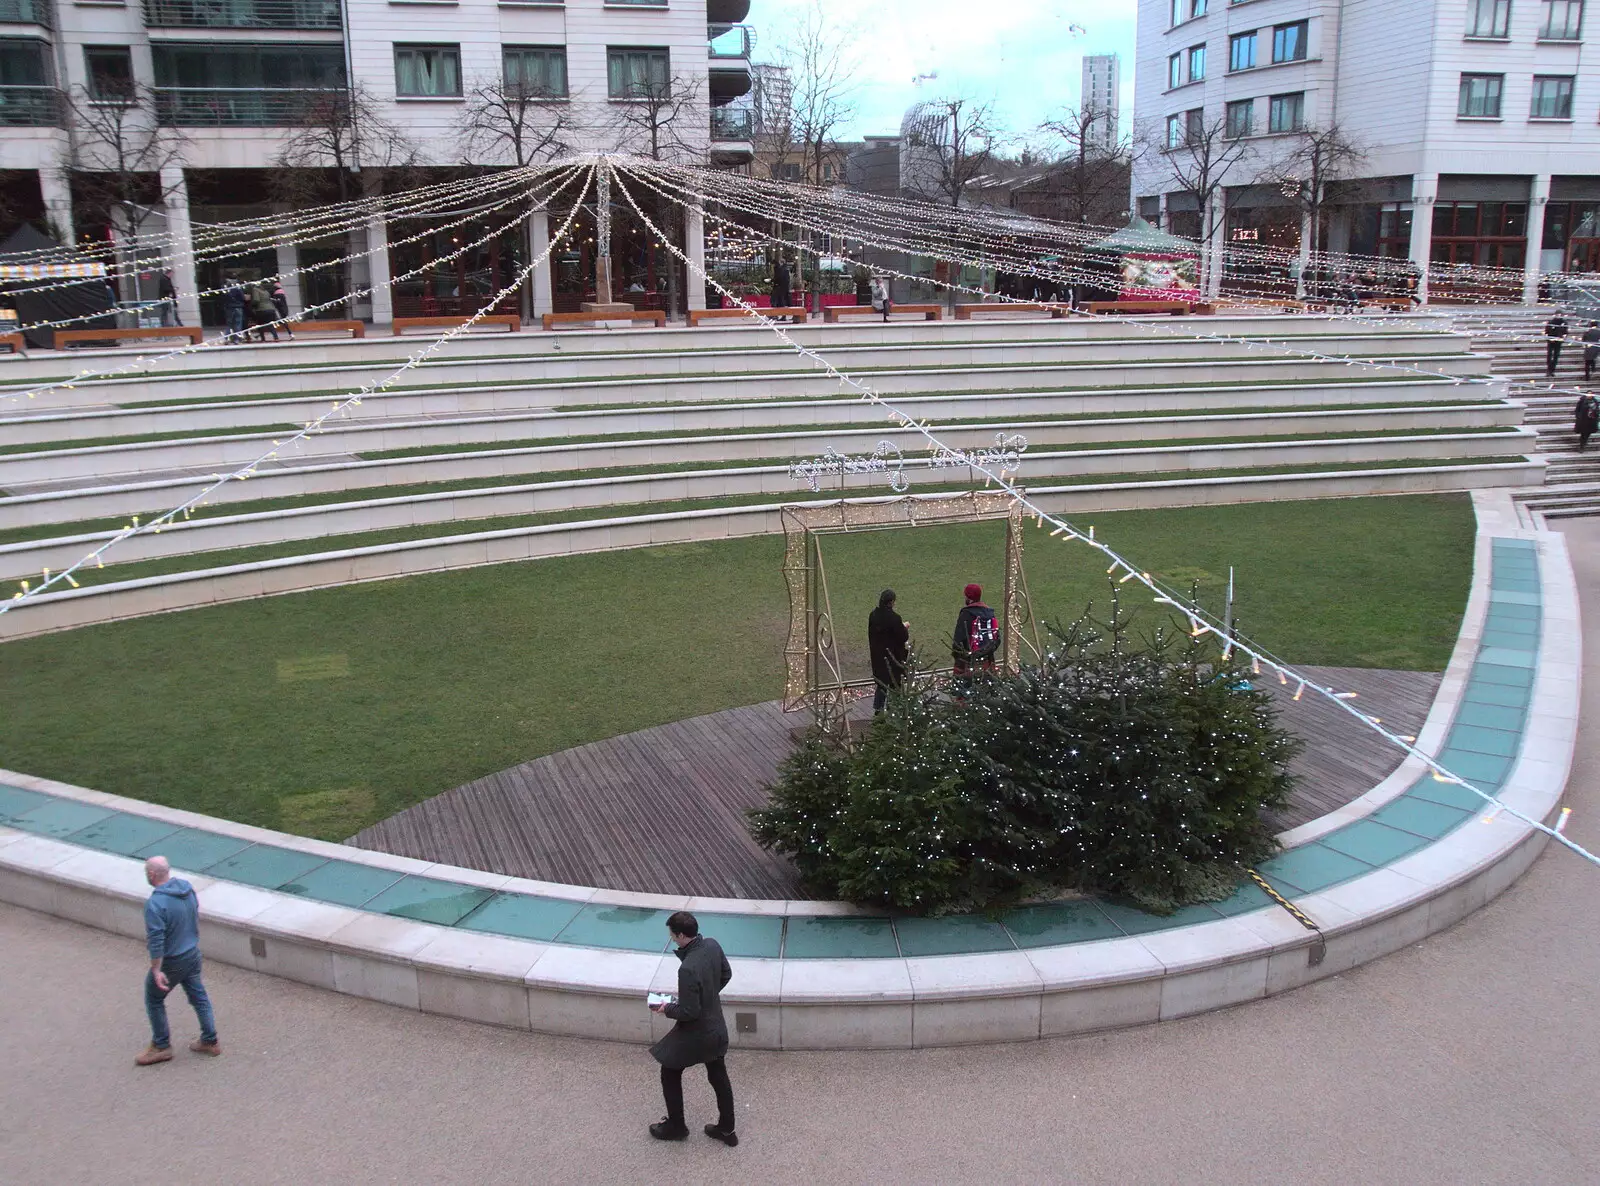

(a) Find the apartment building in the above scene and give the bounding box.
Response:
[1081,52,1121,153]
[0,0,752,320]
[1131,0,1598,297]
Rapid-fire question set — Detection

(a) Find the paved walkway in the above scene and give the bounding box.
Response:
[4,523,1598,1184]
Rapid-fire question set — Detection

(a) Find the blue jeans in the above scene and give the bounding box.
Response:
[225,307,245,339]
[145,949,217,1049]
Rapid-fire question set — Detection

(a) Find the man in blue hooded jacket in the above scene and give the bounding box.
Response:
[136,855,220,1066]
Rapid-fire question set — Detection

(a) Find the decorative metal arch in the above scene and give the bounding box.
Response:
[780,491,1038,734]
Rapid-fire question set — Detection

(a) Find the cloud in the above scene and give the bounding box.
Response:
[748,0,1138,141]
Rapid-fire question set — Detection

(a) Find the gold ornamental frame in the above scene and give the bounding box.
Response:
[781,492,1040,733]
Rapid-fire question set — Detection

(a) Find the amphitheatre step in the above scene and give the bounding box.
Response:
[0,403,1522,531]
[0,354,1492,444]
[0,433,1535,579]
[0,459,1546,644]
[0,332,1488,414]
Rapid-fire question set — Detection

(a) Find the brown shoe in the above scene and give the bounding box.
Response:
[135,1044,173,1066]
[189,1039,221,1057]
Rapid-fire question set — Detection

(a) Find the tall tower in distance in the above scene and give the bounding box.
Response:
[1081,53,1122,154]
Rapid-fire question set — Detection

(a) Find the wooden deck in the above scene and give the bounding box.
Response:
[348,665,1442,900]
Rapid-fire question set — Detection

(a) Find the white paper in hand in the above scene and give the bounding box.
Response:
[647,991,677,1010]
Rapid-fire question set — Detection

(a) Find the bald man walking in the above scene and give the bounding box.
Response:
[136,856,220,1066]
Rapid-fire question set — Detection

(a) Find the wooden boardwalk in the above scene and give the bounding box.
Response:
[349,665,1442,900]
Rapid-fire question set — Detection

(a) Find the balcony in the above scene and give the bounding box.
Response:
[709,23,754,59]
[708,23,752,106]
[153,86,343,126]
[0,0,53,27]
[142,0,341,30]
[0,85,61,126]
[710,107,753,165]
[706,0,749,20]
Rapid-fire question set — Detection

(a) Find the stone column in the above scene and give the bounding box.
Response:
[1524,173,1552,305]
[365,211,392,327]
[38,167,73,247]
[1408,173,1438,305]
[159,165,201,327]
[531,206,554,321]
[686,203,707,311]
[1204,190,1226,298]
[1296,209,1313,299]
[274,229,302,321]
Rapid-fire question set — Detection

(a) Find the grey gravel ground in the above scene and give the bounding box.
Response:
[4,519,1599,1186]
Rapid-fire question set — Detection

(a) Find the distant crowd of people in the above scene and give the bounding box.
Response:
[1543,313,1600,450]
[220,275,293,343]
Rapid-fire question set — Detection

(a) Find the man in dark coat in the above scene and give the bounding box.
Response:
[1546,312,1569,377]
[868,588,910,714]
[1576,393,1599,451]
[771,257,792,311]
[649,911,737,1146]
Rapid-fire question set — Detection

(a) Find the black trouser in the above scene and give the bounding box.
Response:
[1586,349,1597,381]
[872,671,902,713]
[661,1058,735,1130]
[1548,339,1564,374]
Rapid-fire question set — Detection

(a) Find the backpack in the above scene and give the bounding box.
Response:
[967,606,998,658]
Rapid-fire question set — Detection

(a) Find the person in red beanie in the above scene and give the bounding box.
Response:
[951,583,999,697]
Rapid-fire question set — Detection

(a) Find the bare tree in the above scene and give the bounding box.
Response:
[458,77,572,318]
[904,96,1005,208]
[62,83,189,303]
[1141,113,1253,292]
[1038,104,1135,225]
[606,70,706,163]
[459,77,572,168]
[1259,123,1366,259]
[773,1,859,187]
[272,82,419,206]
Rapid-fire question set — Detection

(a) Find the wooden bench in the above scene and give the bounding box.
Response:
[291,318,366,338]
[1082,300,1192,316]
[825,303,943,322]
[540,310,666,330]
[54,325,203,349]
[393,314,521,336]
[0,332,23,354]
[953,302,1071,320]
[687,306,807,326]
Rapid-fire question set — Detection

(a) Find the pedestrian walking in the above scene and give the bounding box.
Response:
[269,279,294,339]
[1546,312,1569,377]
[248,281,279,342]
[870,275,892,322]
[157,271,180,326]
[951,582,999,699]
[868,588,910,714]
[136,856,220,1066]
[648,911,737,1147]
[1576,393,1600,451]
[222,276,247,343]
[1583,320,1599,381]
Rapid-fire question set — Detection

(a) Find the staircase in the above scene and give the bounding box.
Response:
[1450,305,1600,519]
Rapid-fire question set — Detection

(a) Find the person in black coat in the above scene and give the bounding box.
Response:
[1546,313,1569,377]
[1583,320,1600,381]
[1576,393,1600,451]
[649,912,737,1146]
[771,257,792,310]
[868,588,910,714]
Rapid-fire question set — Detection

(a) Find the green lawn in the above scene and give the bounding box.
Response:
[0,494,1477,840]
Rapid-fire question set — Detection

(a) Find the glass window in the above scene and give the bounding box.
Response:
[0,38,47,87]
[1169,52,1183,89]
[1170,0,1183,26]
[1225,98,1253,137]
[1229,31,1257,71]
[85,45,134,101]
[1467,0,1513,36]
[1458,72,1504,116]
[1272,21,1308,62]
[1138,196,1161,220]
[503,46,567,98]
[1268,91,1304,132]
[151,43,345,88]
[1188,44,1206,82]
[1186,107,1205,141]
[394,45,460,97]
[1540,0,1584,37]
[1531,74,1575,116]
[1166,112,1184,148]
[607,47,668,99]
[1192,0,1207,15]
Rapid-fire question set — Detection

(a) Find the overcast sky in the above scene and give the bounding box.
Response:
[746,0,1139,148]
